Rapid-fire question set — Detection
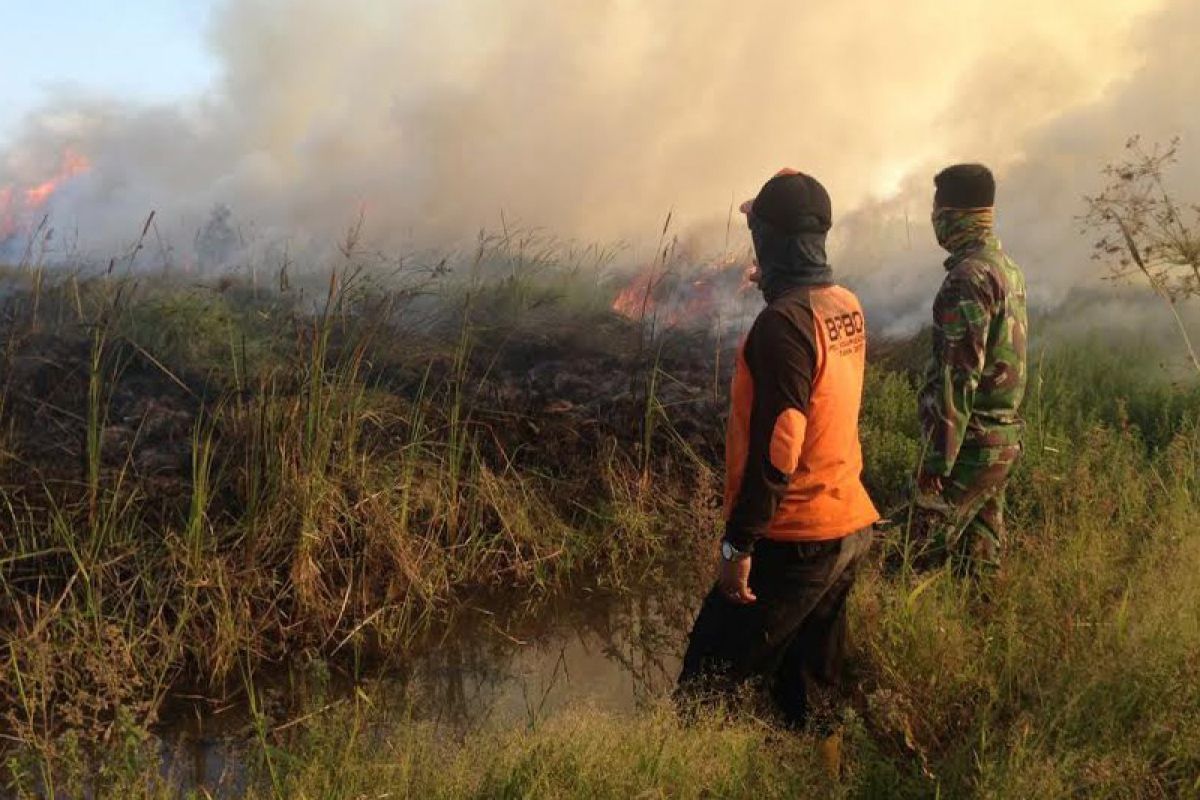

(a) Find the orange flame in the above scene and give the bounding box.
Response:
[0,149,92,241]
[25,150,91,208]
[611,271,660,319]
[611,256,754,328]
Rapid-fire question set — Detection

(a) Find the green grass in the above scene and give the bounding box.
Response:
[203,365,1196,800]
[0,253,718,781]
[2,253,1200,798]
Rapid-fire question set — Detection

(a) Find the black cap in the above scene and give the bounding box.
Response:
[934,163,995,209]
[744,170,832,235]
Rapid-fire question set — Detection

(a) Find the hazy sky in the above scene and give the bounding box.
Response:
[0,0,216,141]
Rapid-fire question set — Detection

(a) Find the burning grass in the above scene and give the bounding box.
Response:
[0,149,91,245]
[2,245,1200,797]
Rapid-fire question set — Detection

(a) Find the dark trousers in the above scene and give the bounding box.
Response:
[676,527,873,729]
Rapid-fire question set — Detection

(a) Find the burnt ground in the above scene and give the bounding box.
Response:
[0,298,733,508]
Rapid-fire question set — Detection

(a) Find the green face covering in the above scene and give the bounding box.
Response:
[931,207,995,254]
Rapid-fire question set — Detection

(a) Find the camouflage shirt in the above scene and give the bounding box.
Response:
[919,209,1028,477]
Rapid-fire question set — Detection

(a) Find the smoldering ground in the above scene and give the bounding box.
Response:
[1,0,1198,331]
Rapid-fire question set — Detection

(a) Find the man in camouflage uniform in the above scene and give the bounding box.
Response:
[914,164,1027,571]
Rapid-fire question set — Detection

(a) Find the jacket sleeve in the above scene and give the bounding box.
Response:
[918,265,995,477]
[724,307,817,552]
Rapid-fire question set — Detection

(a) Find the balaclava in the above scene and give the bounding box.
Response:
[745,170,834,301]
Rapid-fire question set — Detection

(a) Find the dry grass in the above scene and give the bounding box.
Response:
[2,249,1199,797]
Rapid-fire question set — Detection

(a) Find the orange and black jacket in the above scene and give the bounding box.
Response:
[724,284,879,551]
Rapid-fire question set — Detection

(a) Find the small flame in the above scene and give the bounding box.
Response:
[0,149,92,241]
[611,272,660,319]
[611,256,754,328]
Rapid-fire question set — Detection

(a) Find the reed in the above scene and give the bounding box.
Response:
[1,243,1198,797]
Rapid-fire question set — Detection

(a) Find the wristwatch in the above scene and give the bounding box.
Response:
[721,539,750,562]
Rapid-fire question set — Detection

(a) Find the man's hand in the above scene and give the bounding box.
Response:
[719,555,756,604]
[918,471,944,495]
[744,263,762,286]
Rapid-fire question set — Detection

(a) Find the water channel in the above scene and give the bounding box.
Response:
[155,573,708,796]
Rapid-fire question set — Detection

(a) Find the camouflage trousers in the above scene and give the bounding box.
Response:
[910,444,1020,571]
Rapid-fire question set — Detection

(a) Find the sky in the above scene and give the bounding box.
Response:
[0,0,216,141]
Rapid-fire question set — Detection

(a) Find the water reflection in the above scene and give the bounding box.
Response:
[159,575,705,795]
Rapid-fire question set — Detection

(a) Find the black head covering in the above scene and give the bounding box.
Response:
[745,170,834,300]
[750,172,832,234]
[934,163,996,208]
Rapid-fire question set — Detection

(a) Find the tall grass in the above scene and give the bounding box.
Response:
[0,245,715,780]
[2,252,1199,797]
[21,390,1199,797]
[183,347,1196,799]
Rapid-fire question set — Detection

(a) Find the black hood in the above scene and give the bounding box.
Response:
[749,214,833,301]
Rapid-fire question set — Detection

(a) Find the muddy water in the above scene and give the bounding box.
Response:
[156,576,707,795]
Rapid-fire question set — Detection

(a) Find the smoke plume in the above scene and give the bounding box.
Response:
[2,0,1196,329]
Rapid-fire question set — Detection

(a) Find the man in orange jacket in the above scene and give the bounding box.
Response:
[677,170,878,740]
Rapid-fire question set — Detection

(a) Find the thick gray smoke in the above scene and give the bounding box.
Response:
[1,0,1196,331]
[842,0,1200,333]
